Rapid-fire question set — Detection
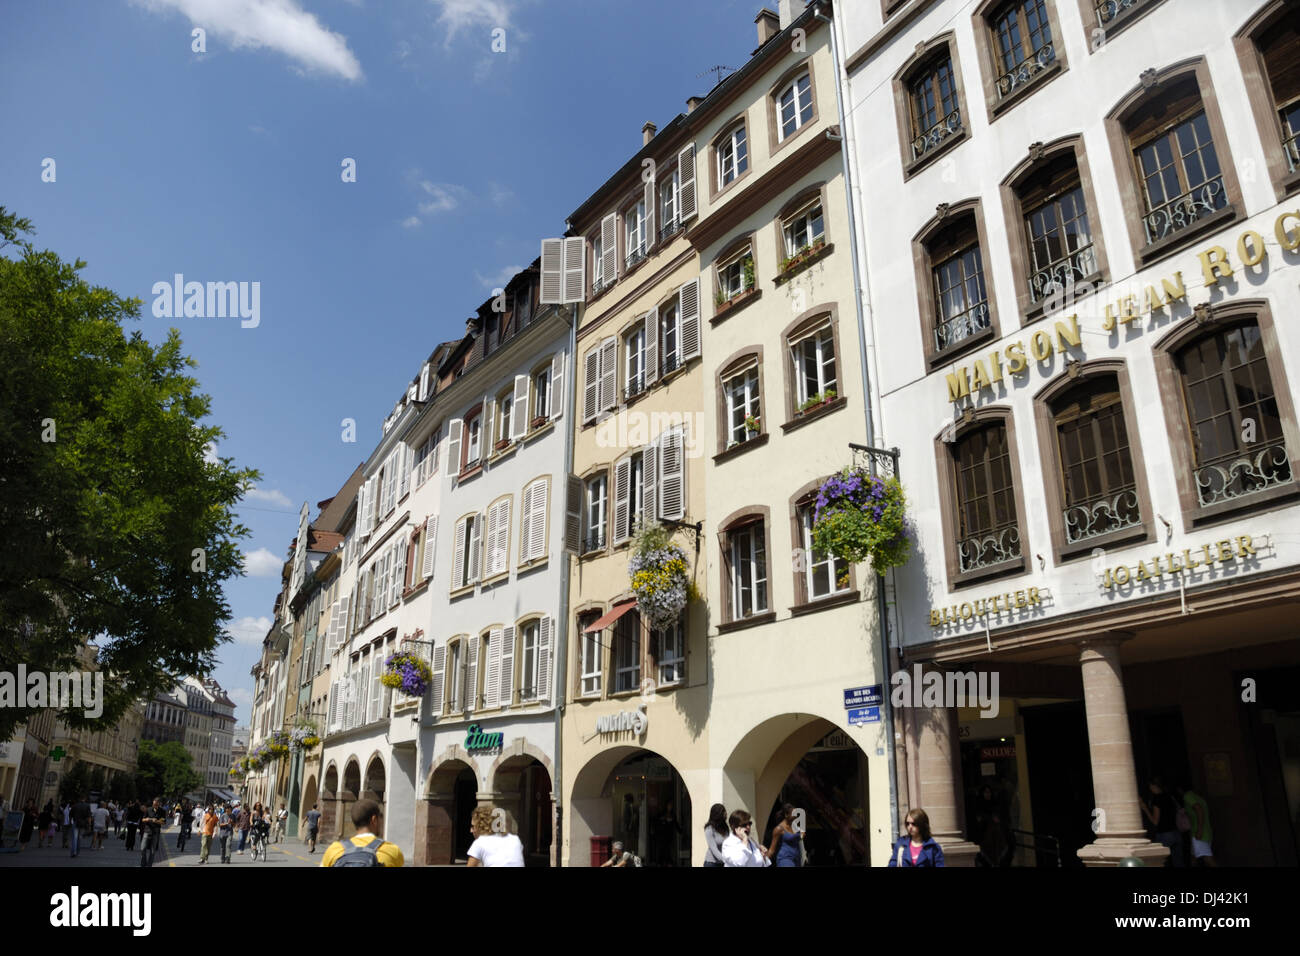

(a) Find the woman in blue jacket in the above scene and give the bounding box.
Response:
[888,808,945,867]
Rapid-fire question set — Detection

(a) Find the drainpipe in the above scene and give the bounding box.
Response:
[815,0,900,856]
[553,300,579,866]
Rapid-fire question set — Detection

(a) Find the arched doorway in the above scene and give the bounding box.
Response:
[726,716,870,866]
[492,756,553,866]
[341,759,362,839]
[425,759,479,864]
[570,748,691,866]
[321,764,339,842]
[302,774,318,832]
[363,754,386,803]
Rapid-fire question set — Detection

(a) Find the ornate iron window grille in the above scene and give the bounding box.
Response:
[1029,243,1097,302]
[1096,0,1149,27]
[935,300,991,352]
[958,520,1022,572]
[624,373,646,401]
[1063,487,1141,543]
[911,108,963,161]
[1142,175,1227,245]
[1194,441,1292,507]
[1281,106,1300,173]
[659,218,682,241]
[997,41,1055,98]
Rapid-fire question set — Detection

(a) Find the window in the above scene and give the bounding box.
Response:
[625,200,647,268]
[660,299,680,376]
[929,215,990,354]
[728,520,768,619]
[652,616,685,686]
[908,53,961,160]
[724,366,761,447]
[798,499,850,599]
[592,233,608,294]
[484,496,511,578]
[777,71,813,140]
[659,169,681,240]
[1052,378,1141,543]
[534,366,552,422]
[627,452,646,532]
[452,513,482,590]
[791,323,837,412]
[1266,12,1300,173]
[613,610,641,693]
[579,613,602,697]
[519,620,540,702]
[466,412,482,466]
[519,477,549,564]
[952,422,1022,573]
[1019,153,1097,303]
[717,123,749,188]
[447,639,463,712]
[989,0,1055,100]
[716,246,754,303]
[1235,3,1300,198]
[782,201,825,259]
[625,324,647,400]
[495,392,513,448]
[584,473,608,553]
[1175,323,1291,507]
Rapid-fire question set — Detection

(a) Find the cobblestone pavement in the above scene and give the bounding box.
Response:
[0,828,318,868]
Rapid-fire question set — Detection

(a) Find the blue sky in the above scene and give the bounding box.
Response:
[1,0,765,725]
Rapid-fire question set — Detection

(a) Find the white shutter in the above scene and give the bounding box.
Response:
[679,278,701,362]
[512,375,529,440]
[344,672,356,729]
[399,444,411,500]
[600,336,617,412]
[357,482,369,539]
[601,213,618,281]
[644,308,659,385]
[371,655,384,723]
[642,441,658,526]
[394,537,408,605]
[488,499,510,576]
[613,457,632,545]
[485,505,502,577]
[429,644,446,715]
[551,351,565,421]
[565,476,583,554]
[644,176,656,251]
[326,601,340,649]
[336,595,350,648]
[448,419,463,475]
[530,479,548,562]
[469,513,483,584]
[419,364,431,401]
[483,397,494,454]
[367,476,380,531]
[538,616,553,704]
[465,634,479,711]
[583,349,600,423]
[483,628,503,708]
[519,484,534,564]
[678,144,697,221]
[540,238,563,305]
[422,517,437,581]
[660,427,686,520]
[563,236,586,303]
[452,517,467,590]
[500,625,516,706]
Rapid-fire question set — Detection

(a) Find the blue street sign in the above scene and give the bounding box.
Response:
[844,685,883,709]
[848,706,881,726]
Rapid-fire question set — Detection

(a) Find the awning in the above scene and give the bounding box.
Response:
[210,789,238,803]
[585,600,637,633]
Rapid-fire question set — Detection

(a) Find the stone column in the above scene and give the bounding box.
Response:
[914,689,979,866]
[1076,635,1168,867]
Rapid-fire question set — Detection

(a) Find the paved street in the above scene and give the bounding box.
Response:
[0,828,317,868]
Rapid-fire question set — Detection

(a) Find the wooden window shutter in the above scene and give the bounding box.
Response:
[565,476,583,554]
[519,485,534,564]
[540,238,564,304]
[336,595,350,648]
[601,213,618,281]
[422,516,438,581]
[643,308,659,385]
[529,478,548,562]
[678,144,697,221]
[644,175,656,251]
[492,499,511,575]
[398,444,411,501]
[482,397,494,453]
[499,625,515,706]
[469,513,484,584]
[551,351,565,421]
[511,374,529,440]
[613,457,632,544]
[452,517,467,590]
[538,616,553,704]
[643,440,658,523]
[447,419,463,476]
[394,537,407,606]
[464,634,479,710]
[563,236,586,303]
[419,363,431,402]
[429,644,445,715]
[679,278,701,361]
[483,629,503,708]
[659,426,686,520]
[583,349,600,423]
[600,336,618,412]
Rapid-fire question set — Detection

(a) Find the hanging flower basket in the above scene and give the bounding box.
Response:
[265,731,291,759]
[290,724,321,752]
[812,467,910,576]
[382,651,433,698]
[628,521,694,632]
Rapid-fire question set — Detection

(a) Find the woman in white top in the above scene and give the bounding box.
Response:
[466,805,526,867]
[720,809,771,867]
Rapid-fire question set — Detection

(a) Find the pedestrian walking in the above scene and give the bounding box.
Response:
[274,803,287,843]
[1140,777,1183,867]
[37,802,53,848]
[70,795,91,857]
[176,802,192,851]
[191,803,204,836]
[218,804,233,863]
[113,802,124,837]
[320,799,404,867]
[139,799,164,868]
[61,800,72,848]
[236,803,251,854]
[467,806,525,867]
[888,808,945,866]
[305,804,322,853]
[198,805,217,864]
[702,803,729,867]
[1176,783,1216,867]
[19,800,36,852]
[721,809,770,867]
[91,803,110,850]
[767,803,804,867]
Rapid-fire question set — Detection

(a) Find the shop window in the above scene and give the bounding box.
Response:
[613,610,641,693]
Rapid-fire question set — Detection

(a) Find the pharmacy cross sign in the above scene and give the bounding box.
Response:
[50,746,66,761]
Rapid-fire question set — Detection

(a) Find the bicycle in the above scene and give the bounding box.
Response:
[176,825,191,853]
[250,827,269,862]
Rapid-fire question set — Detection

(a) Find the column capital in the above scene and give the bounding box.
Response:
[1076,631,1135,657]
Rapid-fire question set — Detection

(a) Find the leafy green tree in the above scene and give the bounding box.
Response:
[0,207,258,740]
[88,764,107,793]
[134,739,202,801]
[108,769,137,803]
[59,761,92,802]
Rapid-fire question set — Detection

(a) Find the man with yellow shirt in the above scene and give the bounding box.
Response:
[320,799,404,867]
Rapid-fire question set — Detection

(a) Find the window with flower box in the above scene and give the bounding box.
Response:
[782,200,825,261]
[715,244,755,308]
[797,498,850,601]
[724,365,761,448]
[790,323,837,415]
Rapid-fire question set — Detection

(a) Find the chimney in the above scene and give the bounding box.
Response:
[778,0,806,29]
[642,121,657,146]
[756,9,780,46]
[686,95,704,113]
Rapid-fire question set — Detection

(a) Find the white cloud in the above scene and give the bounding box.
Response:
[430,0,521,47]
[244,486,293,508]
[224,616,273,645]
[474,264,523,291]
[401,215,422,229]
[241,548,283,577]
[488,182,513,207]
[203,441,220,465]
[417,180,469,215]
[132,0,363,81]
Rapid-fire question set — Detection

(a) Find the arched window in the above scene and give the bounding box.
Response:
[1051,376,1140,543]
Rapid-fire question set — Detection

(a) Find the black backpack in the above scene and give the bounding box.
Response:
[334,837,388,867]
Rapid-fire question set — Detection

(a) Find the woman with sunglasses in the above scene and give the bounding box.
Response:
[888,808,945,867]
[721,809,771,867]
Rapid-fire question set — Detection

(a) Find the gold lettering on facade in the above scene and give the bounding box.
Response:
[1162,272,1186,305]
[1030,331,1053,362]
[1198,245,1233,287]
[1237,230,1266,268]
[1014,590,1027,609]
[970,359,993,392]
[1216,540,1234,563]
[946,369,970,402]
[1275,210,1300,252]
[1236,534,1255,557]
[989,350,1004,382]
[1027,586,1041,605]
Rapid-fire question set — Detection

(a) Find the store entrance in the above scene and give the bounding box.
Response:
[610,751,691,866]
[453,767,477,860]
[1021,701,1092,867]
[1240,664,1300,866]
[763,728,868,866]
